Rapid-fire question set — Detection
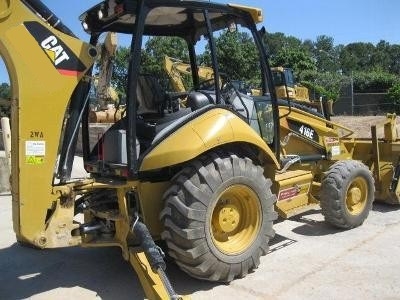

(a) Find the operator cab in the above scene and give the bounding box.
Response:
[272,67,295,88]
[79,0,279,178]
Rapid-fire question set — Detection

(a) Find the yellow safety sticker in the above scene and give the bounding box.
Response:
[26,156,44,165]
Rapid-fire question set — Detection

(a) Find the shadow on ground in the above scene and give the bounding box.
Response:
[288,202,400,237]
[10,202,395,298]
[289,209,343,237]
[0,235,299,299]
[0,242,222,299]
[372,201,400,213]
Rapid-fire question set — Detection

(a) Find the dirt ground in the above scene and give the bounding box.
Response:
[331,115,399,138]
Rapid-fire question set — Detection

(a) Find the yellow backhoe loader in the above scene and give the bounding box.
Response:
[272,66,333,118]
[2,0,400,299]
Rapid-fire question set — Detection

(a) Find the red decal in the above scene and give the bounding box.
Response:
[58,69,81,76]
[278,186,300,201]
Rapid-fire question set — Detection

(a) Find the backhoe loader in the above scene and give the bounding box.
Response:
[2,0,400,299]
[271,66,334,118]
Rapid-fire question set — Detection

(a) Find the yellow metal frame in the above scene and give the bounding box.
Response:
[228,4,263,24]
[140,107,280,171]
[0,0,96,245]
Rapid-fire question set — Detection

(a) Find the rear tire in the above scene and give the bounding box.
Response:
[160,153,277,282]
[320,160,374,229]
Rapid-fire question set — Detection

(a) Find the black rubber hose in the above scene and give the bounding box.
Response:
[133,221,166,272]
[133,221,181,299]
[22,0,76,37]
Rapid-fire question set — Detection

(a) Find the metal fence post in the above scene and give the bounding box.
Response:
[350,72,354,116]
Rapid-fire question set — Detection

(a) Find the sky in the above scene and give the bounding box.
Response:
[0,0,399,83]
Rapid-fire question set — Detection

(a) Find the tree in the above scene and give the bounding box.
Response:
[352,71,398,93]
[107,36,189,98]
[272,47,316,79]
[141,36,189,88]
[264,32,303,62]
[214,30,259,85]
[339,42,375,74]
[389,44,400,75]
[313,35,341,73]
[111,46,130,98]
[301,70,344,101]
[386,82,400,111]
[0,82,10,117]
[371,40,392,72]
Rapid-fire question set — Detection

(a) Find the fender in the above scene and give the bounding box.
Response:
[140,107,279,171]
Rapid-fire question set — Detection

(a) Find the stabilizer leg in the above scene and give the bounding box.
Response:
[129,220,189,300]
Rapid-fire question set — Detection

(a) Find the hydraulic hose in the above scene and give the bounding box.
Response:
[132,220,181,300]
[22,0,76,37]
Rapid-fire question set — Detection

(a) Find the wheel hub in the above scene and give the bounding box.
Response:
[346,177,368,215]
[215,203,240,233]
[210,184,261,255]
[348,187,362,205]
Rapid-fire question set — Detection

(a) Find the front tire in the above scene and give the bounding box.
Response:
[160,153,277,282]
[320,160,374,229]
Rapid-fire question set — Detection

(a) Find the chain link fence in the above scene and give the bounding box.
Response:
[328,80,399,116]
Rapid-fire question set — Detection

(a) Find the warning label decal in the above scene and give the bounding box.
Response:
[25,141,45,165]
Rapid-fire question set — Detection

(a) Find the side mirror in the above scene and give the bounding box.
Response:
[228,21,237,33]
[258,26,266,39]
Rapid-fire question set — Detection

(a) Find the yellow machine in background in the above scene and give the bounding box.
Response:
[164,59,327,116]
[2,1,400,299]
[164,55,214,93]
[88,32,125,123]
[272,66,309,101]
[164,55,254,97]
[272,66,333,117]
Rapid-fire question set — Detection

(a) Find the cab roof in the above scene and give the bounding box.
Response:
[80,0,262,38]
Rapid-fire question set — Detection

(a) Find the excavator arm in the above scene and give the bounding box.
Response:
[0,0,97,246]
[164,55,215,92]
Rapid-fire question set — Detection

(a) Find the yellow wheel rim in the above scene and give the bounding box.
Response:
[346,176,368,215]
[210,184,261,255]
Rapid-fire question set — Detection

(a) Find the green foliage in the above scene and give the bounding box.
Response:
[264,31,400,101]
[271,48,316,78]
[215,31,259,85]
[265,32,316,78]
[109,37,189,97]
[141,36,189,88]
[386,82,400,106]
[106,29,400,103]
[300,70,344,101]
[340,41,400,76]
[339,42,376,74]
[111,46,130,98]
[0,82,10,98]
[352,71,399,92]
[263,32,302,60]
[0,82,10,117]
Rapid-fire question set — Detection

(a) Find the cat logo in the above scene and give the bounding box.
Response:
[40,36,70,66]
[24,21,86,76]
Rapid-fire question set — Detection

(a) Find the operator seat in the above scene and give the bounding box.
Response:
[136,74,165,117]
[187,91,215,111]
